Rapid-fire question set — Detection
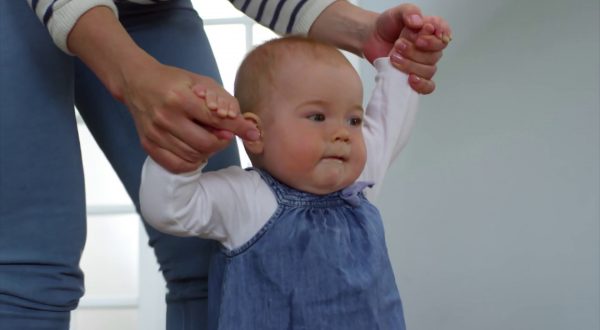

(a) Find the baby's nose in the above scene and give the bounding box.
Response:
[332,126,350,142]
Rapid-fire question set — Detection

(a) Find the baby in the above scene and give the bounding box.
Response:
[141,35,425,329]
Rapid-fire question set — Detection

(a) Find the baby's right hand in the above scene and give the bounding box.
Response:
[192,85,241,119]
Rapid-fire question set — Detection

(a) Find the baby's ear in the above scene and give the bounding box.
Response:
[241,112,264,155]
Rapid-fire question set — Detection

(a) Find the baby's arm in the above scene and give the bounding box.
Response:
[359,58,420,201]
[139,85,275,248]
[139,159,276,250]
[360,21,446,200]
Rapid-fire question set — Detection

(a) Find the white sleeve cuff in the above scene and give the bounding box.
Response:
[47,0,118,55]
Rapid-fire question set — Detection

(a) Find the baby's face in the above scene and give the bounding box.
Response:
[258,59,366,195]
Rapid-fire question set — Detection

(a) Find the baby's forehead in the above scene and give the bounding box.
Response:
[280,46,348,66]
[263,38,347,63]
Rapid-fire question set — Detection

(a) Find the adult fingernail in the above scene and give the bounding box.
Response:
[395,40,407,52]
[390,53,404,65]
[218,130,234,140]
[410,75,422,84]
[410,14,423,26]
[442,35,451,44]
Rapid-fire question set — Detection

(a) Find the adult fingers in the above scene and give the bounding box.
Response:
[402,28,449,52]
[392,37,443,67]
[390,53,437,81]
[408,74,436,95]
[142,139,207,173]
[427,16,453,42]
[408,16,453,49]
[177,83,259,141]
[142,89,224,154]
[375,4,424,45]
[147,117,234,161]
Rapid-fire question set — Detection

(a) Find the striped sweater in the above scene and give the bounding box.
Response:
[26,0,335,54]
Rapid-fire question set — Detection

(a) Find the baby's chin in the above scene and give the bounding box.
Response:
[264,165,362,195]
[290,175,359,195]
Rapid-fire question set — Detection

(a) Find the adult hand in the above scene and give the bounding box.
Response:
[362,4,452,94]
[309,2,451,95]
[68,6,258,173]
[122,60,258,173]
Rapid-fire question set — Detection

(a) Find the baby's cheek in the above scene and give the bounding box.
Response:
[355,140,367,164]
[280,143,318,172]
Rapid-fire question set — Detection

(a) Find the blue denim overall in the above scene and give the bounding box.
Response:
[214,170,406,330]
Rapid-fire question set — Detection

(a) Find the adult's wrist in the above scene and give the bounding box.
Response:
[67,6,154,101]
[34,0,117,54]
[308,0,377,57]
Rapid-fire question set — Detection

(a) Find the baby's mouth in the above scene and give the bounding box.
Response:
[323,155,346,162]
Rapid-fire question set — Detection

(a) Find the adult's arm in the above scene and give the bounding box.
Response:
[26,0,117,54]
[26,1,259,173]
[308,1,450,94]
[228,0,450,95]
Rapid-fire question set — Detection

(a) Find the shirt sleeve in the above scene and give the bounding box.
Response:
[229,0,336,35]
[25,0,118,55]
[26,0,335,54]
[140,157,277,250]
[359,58,420,200]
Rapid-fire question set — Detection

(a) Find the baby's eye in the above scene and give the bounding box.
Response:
[348,117,363,126]
[307,113,326,122]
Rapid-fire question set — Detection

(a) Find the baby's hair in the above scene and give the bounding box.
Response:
[234,35,353,115]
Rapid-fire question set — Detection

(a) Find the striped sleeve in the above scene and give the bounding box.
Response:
[229,0,336,35]
[26,0,118,55]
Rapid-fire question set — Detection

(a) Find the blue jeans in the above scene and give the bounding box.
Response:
[0,1,237,329]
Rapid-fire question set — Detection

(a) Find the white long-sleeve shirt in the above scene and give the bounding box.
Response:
[26,0,335,54]
[140,58,420,250]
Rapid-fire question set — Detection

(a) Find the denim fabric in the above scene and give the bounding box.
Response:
[0,1,238,329]
[215,170,405,330]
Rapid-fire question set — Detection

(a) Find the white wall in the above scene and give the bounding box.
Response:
[359,1,600,329]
